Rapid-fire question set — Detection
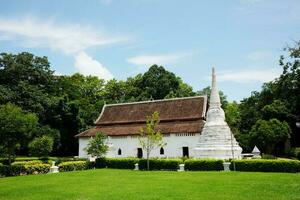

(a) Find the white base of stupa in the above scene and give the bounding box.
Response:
[194,145,242,159]
[194,122,243,160]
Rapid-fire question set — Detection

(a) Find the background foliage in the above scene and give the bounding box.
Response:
[0,41,299,157]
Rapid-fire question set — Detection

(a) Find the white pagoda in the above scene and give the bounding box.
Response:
[194,68,242,159]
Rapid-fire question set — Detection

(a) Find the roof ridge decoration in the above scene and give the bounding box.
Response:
[104,95,206,107]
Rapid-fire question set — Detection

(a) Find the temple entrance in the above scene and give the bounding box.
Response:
[182,147,189,157]
[137,148,143,158]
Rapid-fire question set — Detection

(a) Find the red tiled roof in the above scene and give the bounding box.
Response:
[75,96,207,137]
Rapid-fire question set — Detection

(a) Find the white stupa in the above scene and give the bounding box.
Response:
[194,68,242,159]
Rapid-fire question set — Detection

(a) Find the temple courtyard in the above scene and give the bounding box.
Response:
[0,169,299,200]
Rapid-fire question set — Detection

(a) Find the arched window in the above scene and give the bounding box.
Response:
[118,148,122,155]
[160,147,164,155]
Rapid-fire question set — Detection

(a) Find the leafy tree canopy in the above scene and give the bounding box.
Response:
[249,119,291,154]
[0,103,39,164]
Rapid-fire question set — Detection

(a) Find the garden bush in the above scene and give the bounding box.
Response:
[107,158,139,169]
[184,159,224,171]
[138,158,182,170]
[28,136,54,157]
[15,157,40,161]
[58,161,88,172]
[12,160,44,166]
[94,158,182,170]
[0,162,50,177]
[0,158,13,165]
[291,148,300,160]
[231,159,300,173]
[55,157,87,165]
[23,163,50,174]
[261,154,277,159]
[0,164,24,177]
[95,157,107,168]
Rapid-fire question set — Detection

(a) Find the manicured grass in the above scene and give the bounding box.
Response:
[0,169,300,200]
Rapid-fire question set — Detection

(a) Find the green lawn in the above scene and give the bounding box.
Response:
[0,169,300,200]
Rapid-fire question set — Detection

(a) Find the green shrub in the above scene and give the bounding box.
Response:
[28,136,54,157]
[231,159,300,173]
[292,148,300,160]
[14,157,40,161]
[58,161,87,172]
[107,158,139,169]
[184,159,224,171]
[12,160,43,166]
[95,158,181,170]
[55,157,87,165]
[0,163,8,177]
[0,162,50,177]
[138,159,182,170]
[23,163,50,174]
[0,164,24,177]
[261,154,277,159]
[95,157,107,168]
[0,158,12,165]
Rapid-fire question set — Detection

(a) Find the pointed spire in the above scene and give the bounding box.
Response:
[209,67,221,108]
[252,145,260,153]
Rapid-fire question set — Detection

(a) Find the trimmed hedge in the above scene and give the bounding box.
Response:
[0,164,24,177]
[23,164,50,174]
[0,162,50,177]
[0,157,88,165]
[55,157,87,165]
[12,160,44,166]
[138,159,182,170]
[0,158,12,165]
[231,159,300,173]
[58,161,88,172]
[94,158,182,170]
[107,158,139,169]
[95,157,107,168]
[184,159,224,171]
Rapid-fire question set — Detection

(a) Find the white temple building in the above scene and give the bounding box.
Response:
[76,68,242,159]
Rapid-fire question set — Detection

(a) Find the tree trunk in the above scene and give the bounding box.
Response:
[8,146,13,166]
[147,152,150,171]
[8,154,12,166]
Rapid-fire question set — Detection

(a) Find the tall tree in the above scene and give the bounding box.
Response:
[138,65,180,100]
[0,103,38,164]
[249,119,291,154]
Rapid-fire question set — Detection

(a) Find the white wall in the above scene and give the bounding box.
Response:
[78,133,201,158]
[78,137,90,158]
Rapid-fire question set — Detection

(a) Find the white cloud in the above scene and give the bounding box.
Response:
[0,17,128,54]
[127,52,194,66]
[246,50,271,61]
[217,68,281,83]
[74,51,113,81]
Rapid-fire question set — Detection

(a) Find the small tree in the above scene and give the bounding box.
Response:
[138,111,166,170]
[28,135,54,158]
[84,132,108,158]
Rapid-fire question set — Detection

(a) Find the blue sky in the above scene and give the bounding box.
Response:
[1,0,299,101]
